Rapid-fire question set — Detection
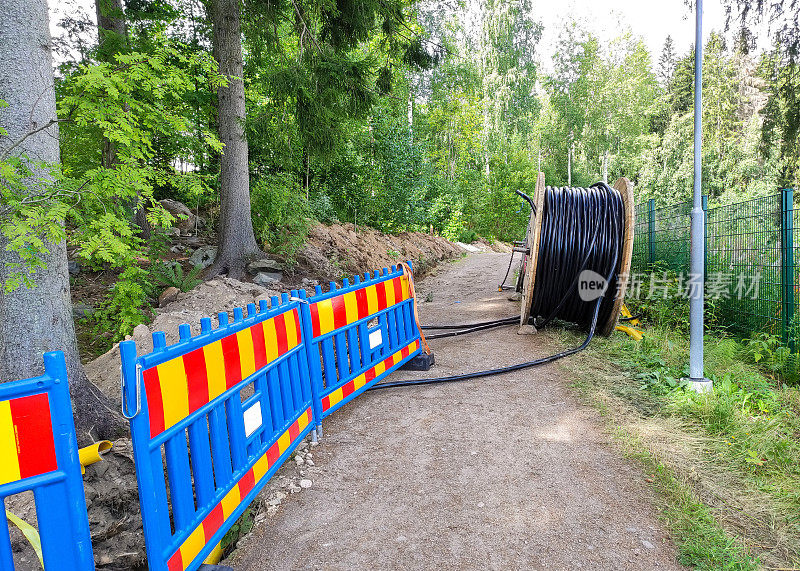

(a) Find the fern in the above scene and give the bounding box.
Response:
[152,262,203,292]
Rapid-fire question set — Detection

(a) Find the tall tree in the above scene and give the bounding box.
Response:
[658,35,676,88]
[208,0,262,278]
[95,0,153,238]
[0,0,124,439]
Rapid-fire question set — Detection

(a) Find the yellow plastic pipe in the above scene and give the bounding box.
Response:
[615,324,644,341]
[78,440,112,474]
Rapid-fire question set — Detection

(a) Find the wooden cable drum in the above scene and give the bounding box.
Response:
[518,174,634,337]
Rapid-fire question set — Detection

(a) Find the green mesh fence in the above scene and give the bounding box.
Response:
[706,195,782,335]
[631,189,796,342]
[652,200,692,274]
[632,201,649,270]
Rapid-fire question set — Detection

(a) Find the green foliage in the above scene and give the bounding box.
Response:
[91,265,153,340]
[0,156,71,291]
[250,174,310,266]
[152,262,203,292]
[743,333,800,384]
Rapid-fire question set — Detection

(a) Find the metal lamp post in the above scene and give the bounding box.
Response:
[689,0,712,392]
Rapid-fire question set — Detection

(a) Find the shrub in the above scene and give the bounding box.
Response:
[250,174,310,266]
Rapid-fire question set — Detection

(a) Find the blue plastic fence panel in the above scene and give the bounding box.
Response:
[0,351,94,570]
[120,293,315,571]
[298,262,422,420]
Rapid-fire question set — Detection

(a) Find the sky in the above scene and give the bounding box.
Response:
[536,0,726,61]
[48,0,775,67]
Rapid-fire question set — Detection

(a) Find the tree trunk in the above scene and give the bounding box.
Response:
[207,0,262,279]
[95,0,127,58]
[0,0,125,442]
[407,88,413,143]
[95,0,151,240]
[567,142,572,187]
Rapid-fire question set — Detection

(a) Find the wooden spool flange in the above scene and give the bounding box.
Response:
[518,175,635,337]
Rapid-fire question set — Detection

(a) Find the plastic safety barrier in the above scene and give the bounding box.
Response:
[120,293,315,571]
[0,351,93,570]
[298,264,422,420]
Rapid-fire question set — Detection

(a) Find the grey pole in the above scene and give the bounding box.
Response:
[689,0,712,392]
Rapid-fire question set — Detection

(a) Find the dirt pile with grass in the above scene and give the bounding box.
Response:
[296,223,465,280]
[85,277,282,404]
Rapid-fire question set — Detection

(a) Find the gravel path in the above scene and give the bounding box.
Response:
[229,252,685,570]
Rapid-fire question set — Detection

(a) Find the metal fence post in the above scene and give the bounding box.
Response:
[648,198,656,265]
[781,188,795,348]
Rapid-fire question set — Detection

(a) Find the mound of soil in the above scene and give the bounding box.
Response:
[296,223,464,281]
[86,277,282,405]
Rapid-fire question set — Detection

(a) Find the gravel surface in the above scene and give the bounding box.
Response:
[229,252,686,570]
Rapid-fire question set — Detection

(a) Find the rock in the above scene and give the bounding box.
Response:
[306,458,315,466]
[456,241,481,253]
[68,260,81,275]
[247,259,284,274]
[294,455,304,465]
[267,491,286,506]
[253,272,283,286]
[299,479,312,489]
[160,199,198,234]
[72,303,94,319]
[158,286,180,308]
[189,246,217,269]
[302,277,319,286]
[642,540,655,550]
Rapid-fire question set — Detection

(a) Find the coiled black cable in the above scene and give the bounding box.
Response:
[370,182,624,390]
[530,183,624,330]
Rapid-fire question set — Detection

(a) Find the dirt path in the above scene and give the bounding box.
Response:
[229,252,685,570]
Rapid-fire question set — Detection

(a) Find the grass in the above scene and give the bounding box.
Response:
[563,321,800,569]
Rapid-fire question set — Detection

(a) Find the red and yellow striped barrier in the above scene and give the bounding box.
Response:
[321,340,419,412]
[166,408,312,571]
[0,393,58,485]
[143,309,302,438]
[310,275,411,338]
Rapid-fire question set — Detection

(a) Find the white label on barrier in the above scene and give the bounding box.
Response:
[369,329,383,349]
[243,401,263,437]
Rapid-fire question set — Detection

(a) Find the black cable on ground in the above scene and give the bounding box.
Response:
[498,249,517,291]
[425,319,519,340]
[421,316,519,330]
[370,182,624,390]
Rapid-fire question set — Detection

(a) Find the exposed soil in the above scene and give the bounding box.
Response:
[295,222,468,282]
[226,253,687,570]
[71,222,468,362]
